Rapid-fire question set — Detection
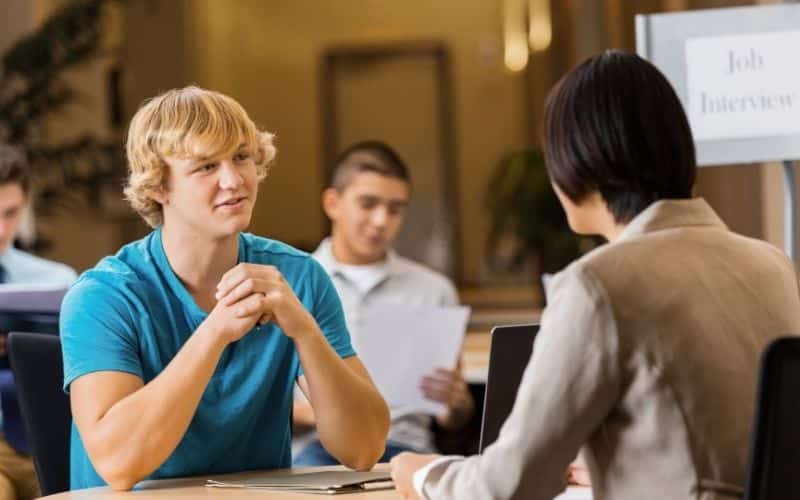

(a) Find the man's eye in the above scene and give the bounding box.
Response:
[198,163,216,172]
[234,152,250,162]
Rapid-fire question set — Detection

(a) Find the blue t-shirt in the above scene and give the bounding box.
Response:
[60,229,354,489]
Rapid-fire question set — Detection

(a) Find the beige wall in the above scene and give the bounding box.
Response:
[0,0,133,271]
[13,0,797,278]
[29,0,142,272]
[0,0,32,51]
[176,0,529,284]
[6,0,531,281]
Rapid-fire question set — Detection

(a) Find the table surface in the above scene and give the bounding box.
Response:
[39,286,557,498]
[42,465,398,499]
[40,464,592,499]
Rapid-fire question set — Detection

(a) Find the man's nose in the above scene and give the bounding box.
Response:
[218,161,244,189]
[370,207,390,227]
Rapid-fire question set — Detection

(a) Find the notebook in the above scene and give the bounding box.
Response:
[206,470,393,495]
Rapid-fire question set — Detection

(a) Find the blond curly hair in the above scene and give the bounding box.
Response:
[123,86,276,227]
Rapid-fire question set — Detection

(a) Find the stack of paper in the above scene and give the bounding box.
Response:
[206,470,393,495]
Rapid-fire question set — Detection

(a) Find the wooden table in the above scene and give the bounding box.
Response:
[41,465,400,499]
[40,463,593,499]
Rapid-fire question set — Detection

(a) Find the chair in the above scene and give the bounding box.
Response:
[7,332,71,496]
[744,337,800,500]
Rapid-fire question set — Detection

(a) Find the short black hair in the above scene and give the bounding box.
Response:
[0,144,31,195]
[543,49,696,223]
[329,140,411,191]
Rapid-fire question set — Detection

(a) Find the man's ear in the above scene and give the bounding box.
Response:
[149,186,168,205]
[322,188,340,220]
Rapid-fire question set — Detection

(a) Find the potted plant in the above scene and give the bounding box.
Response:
[485,149,588,286]
[0,0,128,250]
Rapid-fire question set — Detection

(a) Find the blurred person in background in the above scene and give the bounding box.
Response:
[293,141,474,465]
[0,144,76,500]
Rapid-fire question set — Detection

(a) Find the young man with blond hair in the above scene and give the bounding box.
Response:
[60,87,389,491]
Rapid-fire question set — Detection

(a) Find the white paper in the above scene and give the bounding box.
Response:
[685,30,800,141]
[350,303,470,415]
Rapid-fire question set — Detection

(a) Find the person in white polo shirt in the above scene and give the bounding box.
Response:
[293,141,475,465]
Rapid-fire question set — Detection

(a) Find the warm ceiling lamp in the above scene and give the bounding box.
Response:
[504,0,529,72]
[528,0,552,52]
[504,0,552,72]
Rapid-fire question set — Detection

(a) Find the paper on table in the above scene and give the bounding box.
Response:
[351,303,470,415]
[206,470,393,494]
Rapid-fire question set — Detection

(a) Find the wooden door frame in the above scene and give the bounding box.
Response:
[319,40,462,284]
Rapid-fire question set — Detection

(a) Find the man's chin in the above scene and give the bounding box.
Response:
[355,247,389,264]
[207,218,250,239]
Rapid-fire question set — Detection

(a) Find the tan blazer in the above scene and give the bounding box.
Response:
[422,198,800,500]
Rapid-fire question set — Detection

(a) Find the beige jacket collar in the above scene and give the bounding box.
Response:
[616,198,727,243]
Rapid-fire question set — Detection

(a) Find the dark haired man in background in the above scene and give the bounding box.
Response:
[294,141,475,465]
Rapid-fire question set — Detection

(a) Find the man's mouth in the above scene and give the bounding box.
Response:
[215,196,246,208]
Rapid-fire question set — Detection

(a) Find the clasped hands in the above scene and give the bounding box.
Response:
[207,263,316,344]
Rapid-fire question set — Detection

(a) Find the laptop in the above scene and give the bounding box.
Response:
[478,323,539,453]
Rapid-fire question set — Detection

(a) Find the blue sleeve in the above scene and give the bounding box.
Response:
[60,275,143,392]
[297,258,355,378]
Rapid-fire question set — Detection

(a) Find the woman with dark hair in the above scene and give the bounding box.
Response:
[390,50,800,500]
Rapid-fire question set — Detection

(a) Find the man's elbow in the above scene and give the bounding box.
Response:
[107,476,137,492]
[351,416,390,470]
[374,397,390,442]
[93,452,145,491]
[333,419,388,470]
[98,465,139,491]
[340,441,386,471]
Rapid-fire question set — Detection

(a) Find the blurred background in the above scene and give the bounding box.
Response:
[0,0,788,296]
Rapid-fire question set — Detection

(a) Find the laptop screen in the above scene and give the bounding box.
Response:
[478,323,539,453]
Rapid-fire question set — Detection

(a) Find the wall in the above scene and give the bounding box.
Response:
[28,0,141,272]
[12,0,795,277]
[177,0,529,284]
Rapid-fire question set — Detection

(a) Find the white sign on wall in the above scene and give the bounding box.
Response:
[685,30,800,141]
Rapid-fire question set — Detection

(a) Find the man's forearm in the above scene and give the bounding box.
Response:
[295,331,389,470]
[81,322,227,490]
